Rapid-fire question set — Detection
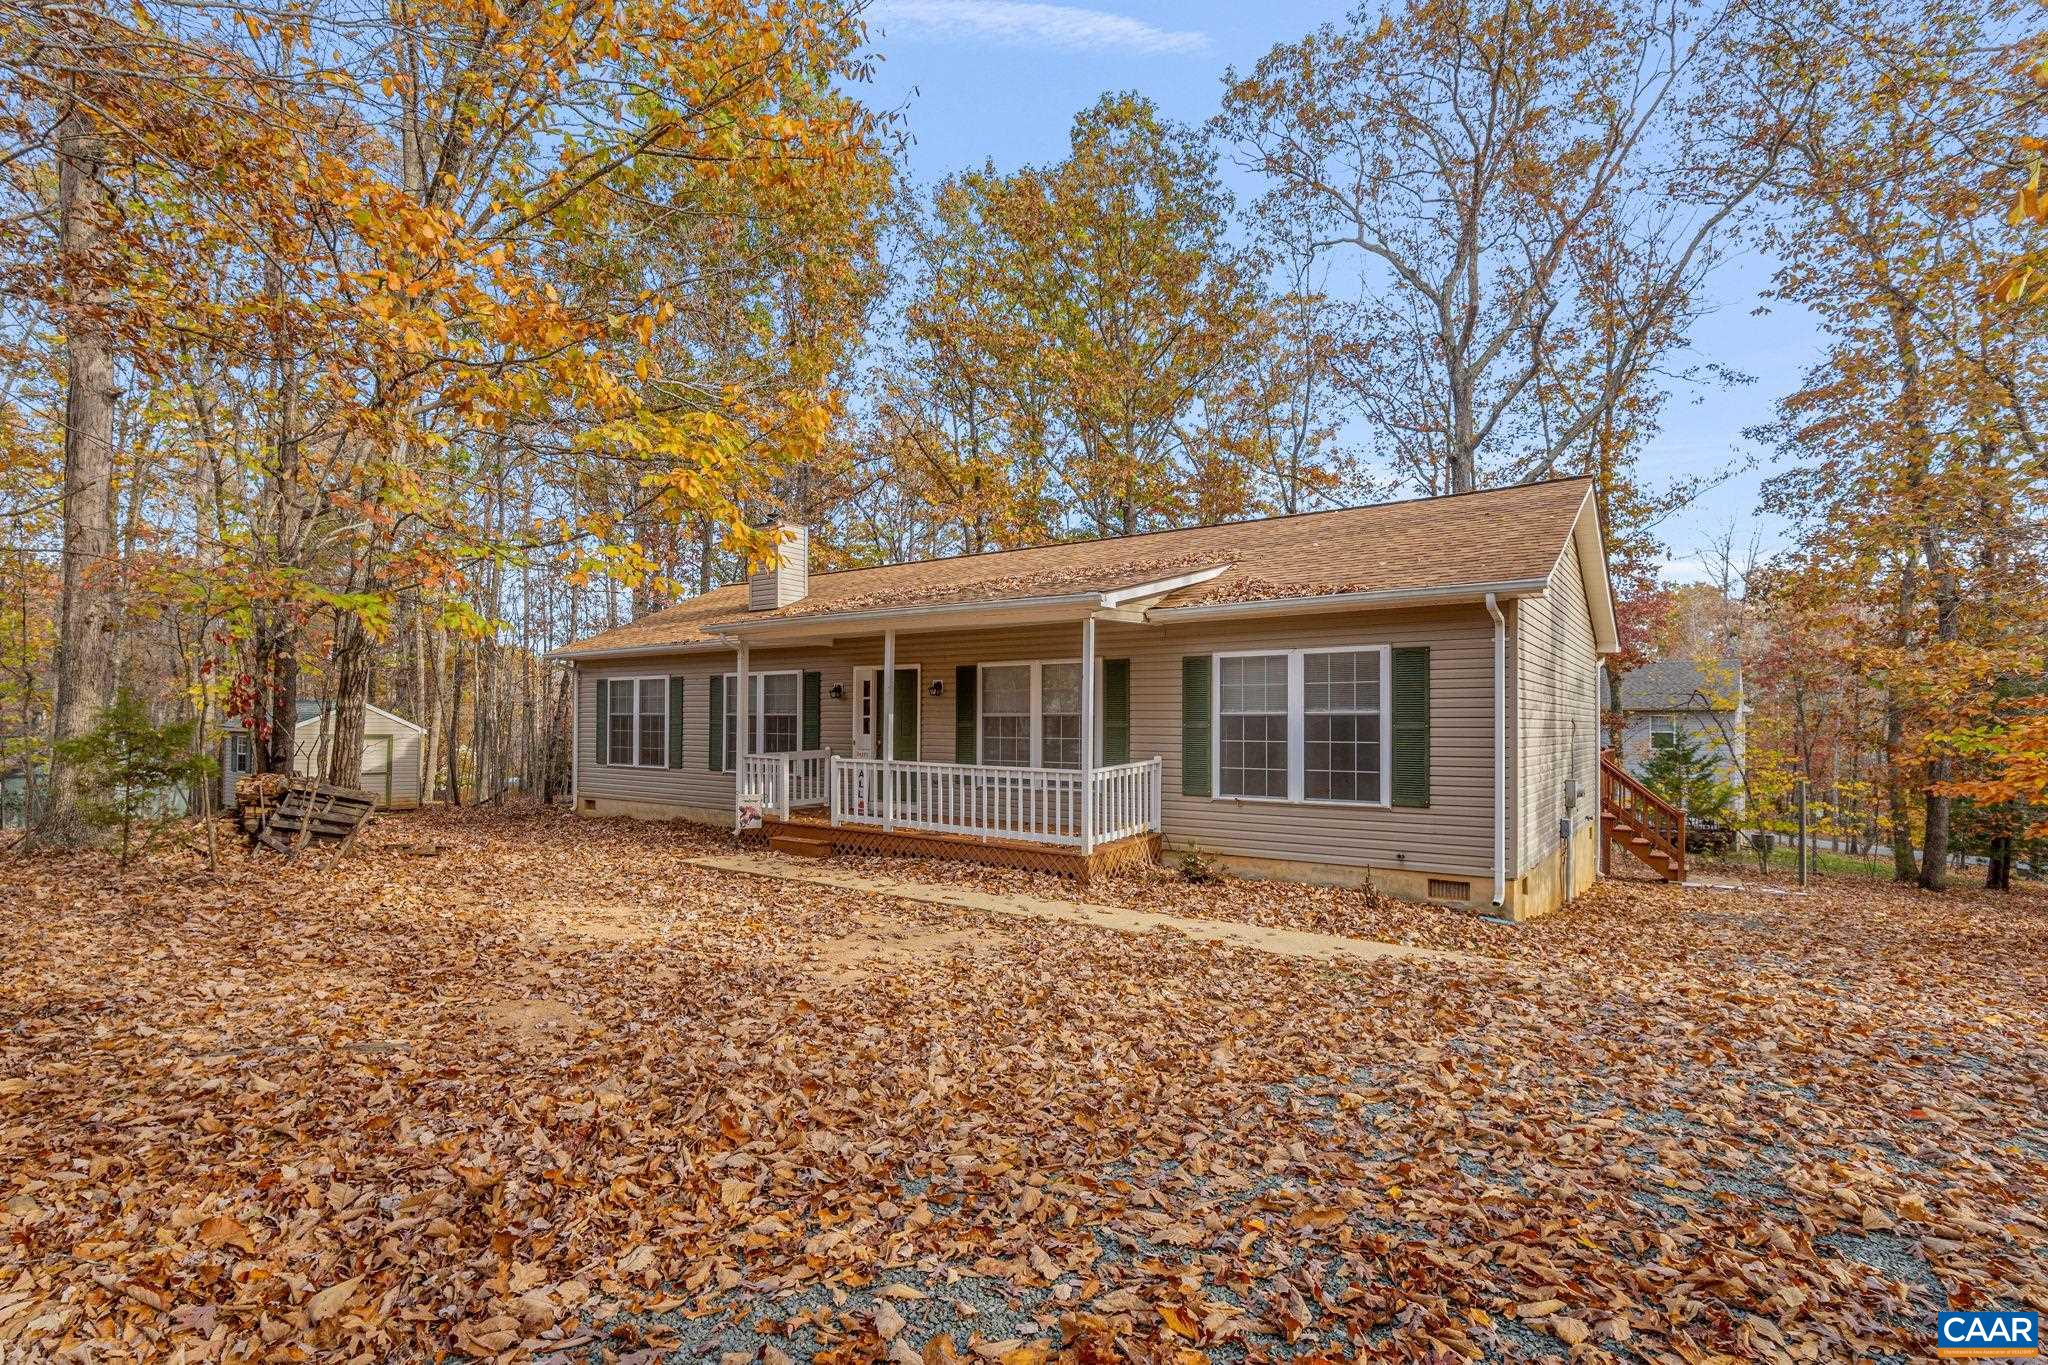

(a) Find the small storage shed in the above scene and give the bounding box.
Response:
[222,701,426,809]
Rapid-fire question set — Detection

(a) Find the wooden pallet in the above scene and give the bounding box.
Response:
[251,779,376,855]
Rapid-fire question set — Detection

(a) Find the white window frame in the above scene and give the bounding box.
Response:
[975,658,1105,769]
[1212,646,1391,807]
[1649,714,1679,749]
[228,732,253,775]
[604,676,668,767]
[724,670,803,767]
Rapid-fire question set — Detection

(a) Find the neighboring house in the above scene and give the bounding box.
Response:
[1616,658,1746,810]
[551,478,1624,920]
[221,701,426,809]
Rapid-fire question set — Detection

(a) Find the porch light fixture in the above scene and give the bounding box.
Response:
[829,684,844,700]
[928,679,944,697]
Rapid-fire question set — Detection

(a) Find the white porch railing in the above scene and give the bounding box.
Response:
[828,755,1162,848]
[740,749,830,818]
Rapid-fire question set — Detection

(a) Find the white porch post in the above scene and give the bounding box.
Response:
[881,629,896,832]
[1079,616,1096,854]
[734,640,750,830]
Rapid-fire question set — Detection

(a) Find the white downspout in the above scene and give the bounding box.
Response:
[1486,593,1507,909]
[569,665,579,813]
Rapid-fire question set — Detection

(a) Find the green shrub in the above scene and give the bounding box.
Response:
[54,692,214,866]
[1641,731,1736,824]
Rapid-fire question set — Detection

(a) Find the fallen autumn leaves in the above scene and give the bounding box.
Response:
[2,807,2044,1362]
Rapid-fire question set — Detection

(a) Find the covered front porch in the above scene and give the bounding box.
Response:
[720,603,1168,879]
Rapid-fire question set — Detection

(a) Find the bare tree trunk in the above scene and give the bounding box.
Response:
[323,606,373,786]
[1917,530,1960,891]
[1883,687,1918,884]
[444,638,465,806]
[35,111,120,846]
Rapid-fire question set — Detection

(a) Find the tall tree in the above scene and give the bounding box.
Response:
[1755,0,2044,887]
[1218,0,1790,495]
[893,94,1271,539]
[36,109,119,844]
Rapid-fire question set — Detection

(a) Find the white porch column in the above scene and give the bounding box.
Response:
[1079,616,1096,854]
[734,640,750,830]
[881,629,896,832]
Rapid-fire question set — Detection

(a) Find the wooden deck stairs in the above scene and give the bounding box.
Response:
[1600,753,1687,882]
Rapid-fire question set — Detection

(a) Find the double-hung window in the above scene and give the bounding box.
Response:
[1218,654,1289,797]
[604,677,667,766]
[1649,714,1679,750]
[724,671,801,769]
[1304,650,1381,801]
[1215,647,1389,805]
[1039,663,1083,770]
[228,733,253,775]
[977,660,1095,769]
[980,665,1032,767]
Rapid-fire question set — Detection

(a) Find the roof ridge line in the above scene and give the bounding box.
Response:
[797,475,1595,584]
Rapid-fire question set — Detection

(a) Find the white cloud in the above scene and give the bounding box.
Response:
[875,0,1208,55]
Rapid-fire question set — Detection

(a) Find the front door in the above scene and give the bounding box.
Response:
[853,667,880,760]
[852,666,918,761]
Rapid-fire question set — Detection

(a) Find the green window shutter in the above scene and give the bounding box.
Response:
[593,677,610,767]
[1181,656,1211,797]
[1391,646,1431,808]
[954,665,977,763]
[802,671,822,751]
[667,676,685,768]
[707,674,724,772]
[893,667,918,760]
[1102,659,1130,765]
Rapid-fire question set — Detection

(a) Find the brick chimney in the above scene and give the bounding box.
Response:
[747,524,810,610]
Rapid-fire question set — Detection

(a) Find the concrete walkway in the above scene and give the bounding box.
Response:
[686,853,1505,970]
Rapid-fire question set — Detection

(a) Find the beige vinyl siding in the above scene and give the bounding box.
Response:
[1136,606,1500,878]
[1515,547,1600,876]
[363,709,424,806]
[225,707,425,809]
[571,606,1511,880]
[296,708,424,808]
[575,647,858,810]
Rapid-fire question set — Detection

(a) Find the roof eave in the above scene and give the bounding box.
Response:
[703,590,1111,644]
[1145,579,1551,623]
[697,566,1230,645]
[547,639,732,663]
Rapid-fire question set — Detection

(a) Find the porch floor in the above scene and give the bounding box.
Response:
[749,806,1160,884]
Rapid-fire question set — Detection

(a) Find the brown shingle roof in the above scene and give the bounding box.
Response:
[557,477,1593,657]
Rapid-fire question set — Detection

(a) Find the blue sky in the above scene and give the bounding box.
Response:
[858,0,1822,581]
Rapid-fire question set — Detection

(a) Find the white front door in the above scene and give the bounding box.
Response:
[853,667,880,760]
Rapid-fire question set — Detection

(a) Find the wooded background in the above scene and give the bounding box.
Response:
[1,0,2042,887]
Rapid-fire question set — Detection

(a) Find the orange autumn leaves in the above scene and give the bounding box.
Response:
[3,806,2045,1360]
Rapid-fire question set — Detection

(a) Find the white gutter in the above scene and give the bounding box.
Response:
[1099,564,1228,608]
[546,639,731,662]
[1147,578,1549,622]
[705,589,1108,639]
[1486,592,1508,909]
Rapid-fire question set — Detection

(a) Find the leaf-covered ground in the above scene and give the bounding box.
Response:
[3,808,2044,1363]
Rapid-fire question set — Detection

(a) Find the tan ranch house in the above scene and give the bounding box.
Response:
[552,477,1666,919]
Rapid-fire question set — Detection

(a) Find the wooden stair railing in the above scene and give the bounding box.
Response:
[1599,752,1687,882]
